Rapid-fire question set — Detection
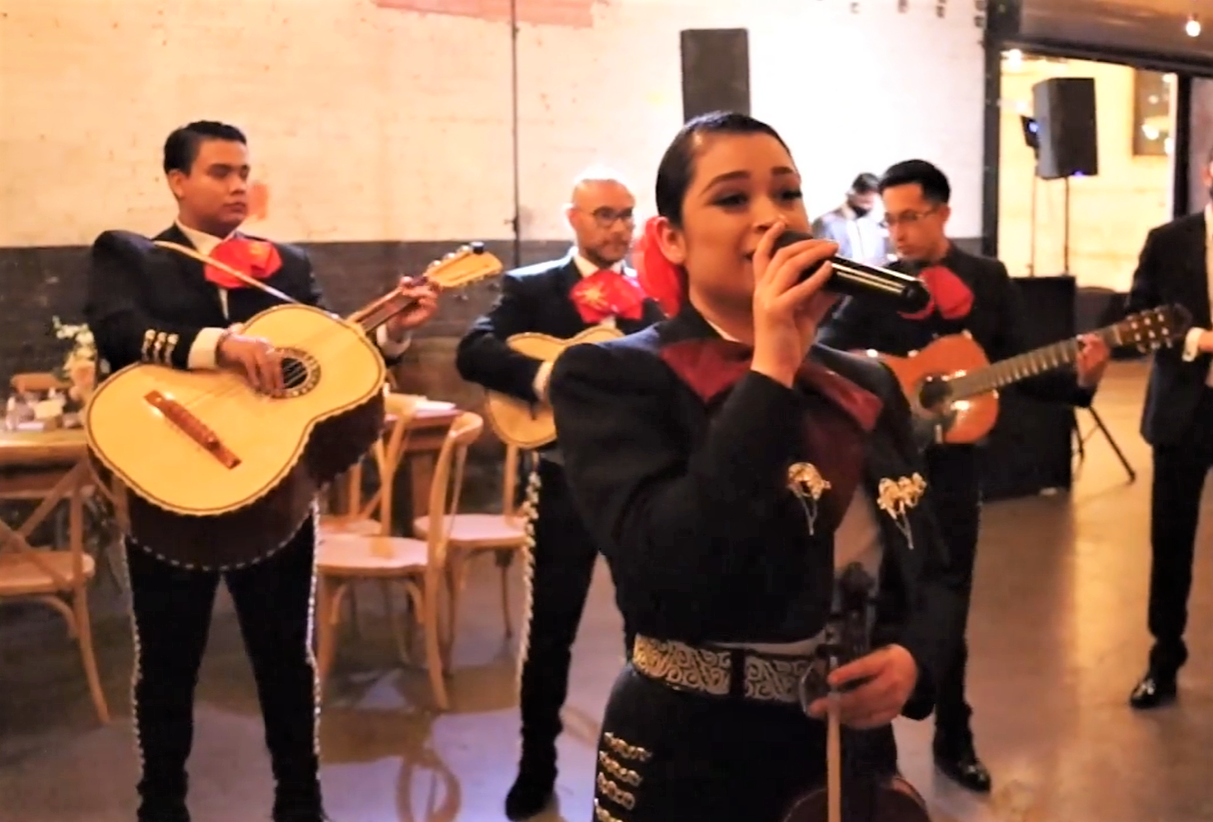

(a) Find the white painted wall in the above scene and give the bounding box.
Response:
[997,54,1173,291]
[0,0,986,246]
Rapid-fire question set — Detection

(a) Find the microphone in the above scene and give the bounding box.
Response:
[771,229,931,313]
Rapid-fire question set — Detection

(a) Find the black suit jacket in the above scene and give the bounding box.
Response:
[454,253,665,403]
[548,306,964,720]
[84,225,328,373]
[817,244,1094,410]
[1126,212,1210,447]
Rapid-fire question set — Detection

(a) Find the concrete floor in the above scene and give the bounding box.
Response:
[1,360,1211,822]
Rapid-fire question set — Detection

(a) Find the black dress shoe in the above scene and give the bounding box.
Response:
[273,812,332,822]
[136,801,189,822]
[933,742,992,793]
[1128,670,1177,709]
[504,761,556,821]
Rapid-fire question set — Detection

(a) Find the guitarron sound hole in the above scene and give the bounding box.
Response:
[276,348,321,398]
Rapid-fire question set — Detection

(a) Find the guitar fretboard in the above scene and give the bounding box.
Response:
[948,326,1118,401]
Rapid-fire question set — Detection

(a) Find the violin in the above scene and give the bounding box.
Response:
[782,564,933,822]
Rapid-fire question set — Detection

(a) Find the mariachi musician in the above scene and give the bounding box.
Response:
[547,112,963,822]
[817,159,1110,792]
[454,168,664,821]
[84,121,438,822]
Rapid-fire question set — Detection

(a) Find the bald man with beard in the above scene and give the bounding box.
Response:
[455,169,665,821]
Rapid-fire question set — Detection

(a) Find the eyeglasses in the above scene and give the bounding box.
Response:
[577,207,636,229]
[880,207,939,229]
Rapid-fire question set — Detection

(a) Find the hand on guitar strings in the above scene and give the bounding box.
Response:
[805,644,918,729]
[384,276,442,342]
[217,327,283,395]
[1074,333,1110,389]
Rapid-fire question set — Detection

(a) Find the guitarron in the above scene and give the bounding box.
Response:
[870,304,1191,445]
[86,243,503,569]
[483,325,624,449]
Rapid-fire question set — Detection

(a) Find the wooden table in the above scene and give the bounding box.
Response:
[0,428,92,563]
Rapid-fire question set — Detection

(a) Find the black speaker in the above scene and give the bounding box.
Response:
[680,29,750,121]
[983,276,1077,501]
[1032,77,1098,180]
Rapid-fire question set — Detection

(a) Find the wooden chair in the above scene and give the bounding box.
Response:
[0,461,108,722]
[321,393,418,537]
[315,412,483,711]
[412,443,528,655]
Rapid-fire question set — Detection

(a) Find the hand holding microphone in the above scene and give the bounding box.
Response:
[751,221,840,388]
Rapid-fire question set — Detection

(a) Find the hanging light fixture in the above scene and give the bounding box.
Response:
[936,0,947,18]
[850,1,860,12]
[1185,13,1201,37]
[898,0,909,11]
[973,0,986,27]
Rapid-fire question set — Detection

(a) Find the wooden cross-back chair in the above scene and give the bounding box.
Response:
[0,460,108,722]
[315,411,484,711]
[412,442,528,658]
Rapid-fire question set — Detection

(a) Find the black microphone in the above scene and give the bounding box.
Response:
[771,229,931,313]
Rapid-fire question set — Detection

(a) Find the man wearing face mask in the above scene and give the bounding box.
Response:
[455,168,665,821]
[817,159,1111,794]
[811,172,890,266]
[1122,147,1213,711]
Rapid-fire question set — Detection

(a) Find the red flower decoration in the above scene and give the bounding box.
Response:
[569,270,646,324]
[899,264,974,321]
[634,216,683,316]
[204,238,283,290]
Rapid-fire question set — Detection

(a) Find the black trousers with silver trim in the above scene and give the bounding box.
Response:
[125,519,320,817]
[519,458,630,756]
[590,665,898,822]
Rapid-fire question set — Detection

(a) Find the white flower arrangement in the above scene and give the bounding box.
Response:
[51,316,97,369]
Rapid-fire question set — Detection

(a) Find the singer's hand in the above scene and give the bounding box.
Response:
[751,220,839,387]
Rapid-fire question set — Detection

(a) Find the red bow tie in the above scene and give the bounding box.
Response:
[899,264,974,321]
[570,269,646,324]
[659,338,882,432]
[203,237,283,290]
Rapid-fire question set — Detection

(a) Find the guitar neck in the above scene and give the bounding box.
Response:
[948,325,1115,400]
[347,289,421,334]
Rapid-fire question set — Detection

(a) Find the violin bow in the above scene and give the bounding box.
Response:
[826,653,842,822]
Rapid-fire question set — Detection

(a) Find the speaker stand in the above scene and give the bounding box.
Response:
[1073,406,1135,483]
[1028,173,1037,276]
[1062,175,1072,274]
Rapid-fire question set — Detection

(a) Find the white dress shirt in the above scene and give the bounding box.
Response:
[174,221,411,370]
[1179,204,1213,386]
[531,250,625,400]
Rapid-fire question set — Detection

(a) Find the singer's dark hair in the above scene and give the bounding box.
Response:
[164,121,247,175]
[879,159,951,204]
[655,111,790,228]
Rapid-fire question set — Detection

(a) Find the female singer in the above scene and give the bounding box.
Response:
[547,111,964,822]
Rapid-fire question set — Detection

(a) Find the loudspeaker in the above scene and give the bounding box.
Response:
[1032,77,1098,180]
[983,276,1077,501]
[680,29,750,121]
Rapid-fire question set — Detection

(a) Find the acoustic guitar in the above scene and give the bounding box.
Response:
[482,325,624,449]
[865,304,1191,445]
[85,241,503,569]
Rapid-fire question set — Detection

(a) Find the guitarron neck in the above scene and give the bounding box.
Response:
[948,326,1116,400]
[346,287,421,334]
